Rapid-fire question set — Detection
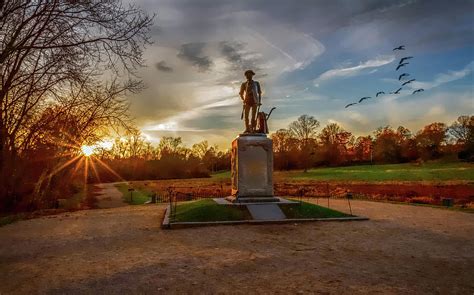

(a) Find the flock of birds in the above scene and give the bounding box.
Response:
[345,45,425,109]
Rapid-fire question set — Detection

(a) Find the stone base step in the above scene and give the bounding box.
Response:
[226,196,280,203]
[246,204,286,220]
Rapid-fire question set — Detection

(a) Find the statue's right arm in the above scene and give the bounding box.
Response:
[239,82,245,100]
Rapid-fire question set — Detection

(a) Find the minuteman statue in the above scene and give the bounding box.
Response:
[239,70,262,133]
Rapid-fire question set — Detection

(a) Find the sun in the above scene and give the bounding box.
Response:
[81,145,95,157]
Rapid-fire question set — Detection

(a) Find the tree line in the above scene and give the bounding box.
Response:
[92,130,230,182]
[272,114,473,170]
[89,113,473,184]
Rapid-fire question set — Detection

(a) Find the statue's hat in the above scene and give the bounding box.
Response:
[244,70,255,76]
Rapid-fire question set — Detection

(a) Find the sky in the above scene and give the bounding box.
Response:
[124,0,474,148]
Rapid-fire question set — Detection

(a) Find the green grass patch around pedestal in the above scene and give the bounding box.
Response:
[172,199,252,222]
[115,183,151,205]
[280,201,351,219]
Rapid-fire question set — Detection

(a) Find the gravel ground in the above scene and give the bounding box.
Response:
[0,199,473,294]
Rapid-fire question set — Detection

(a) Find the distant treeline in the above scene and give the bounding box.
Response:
[91,114,474,183]
[92,135,230,182]
[271,114,474,171]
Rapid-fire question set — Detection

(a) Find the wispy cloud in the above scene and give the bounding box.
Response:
[314,55,395,85]
[142,96,238,133]
[409,61,473,90]
[177,43,213,72]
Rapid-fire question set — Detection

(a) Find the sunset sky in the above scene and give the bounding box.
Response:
[125,0,473,148]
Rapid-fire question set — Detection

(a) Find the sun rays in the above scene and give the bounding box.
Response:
[81,145,95,157]
[40,140,124,195]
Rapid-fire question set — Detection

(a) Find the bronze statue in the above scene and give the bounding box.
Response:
[239,70,262,133]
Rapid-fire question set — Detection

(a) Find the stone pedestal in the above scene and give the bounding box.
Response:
[229,133,278,203]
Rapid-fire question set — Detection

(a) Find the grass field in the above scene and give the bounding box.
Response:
[280,201,351,218]
[292,162,474,182]
[172,199,251,222]
[114,183,151,205]
[170,199,351,222]
[212,161,474,182]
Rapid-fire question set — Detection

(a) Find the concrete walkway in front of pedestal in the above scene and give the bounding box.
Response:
[246,204,286,220]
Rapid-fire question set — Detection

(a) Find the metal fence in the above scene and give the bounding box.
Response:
[159,182,355,221]
[151,185,230,221]
[152,186,228,203]
[291,186,353,215]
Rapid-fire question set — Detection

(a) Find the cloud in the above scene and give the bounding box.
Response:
[142,121,204,133]
[141,88,239,133]
[348,112,370,125]
[409,61,473,90]
[219,41,261,72]
[314,55,395,85]
[126,0,473,148]
[241,24,325,72]
[177,43,213,71]
[426,105,445,117]
[155,61,173,72]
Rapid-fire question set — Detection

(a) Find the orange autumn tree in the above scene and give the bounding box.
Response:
[415,122,447,160]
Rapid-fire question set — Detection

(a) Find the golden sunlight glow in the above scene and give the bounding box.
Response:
[81,145,95,157]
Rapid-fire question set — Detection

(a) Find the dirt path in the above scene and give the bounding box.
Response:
[94,182,127,209]
[0,200,473,294]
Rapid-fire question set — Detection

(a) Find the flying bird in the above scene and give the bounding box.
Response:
[393,45,405,51]
[376,91,385,97]
[345,102,357,108]
[398,73,410,81]
[391,88,402,94]
[396,62,409,71]
[399,56,413,64]
[412,89,424,94]
[358,96,371,103]
[402,79,416,86]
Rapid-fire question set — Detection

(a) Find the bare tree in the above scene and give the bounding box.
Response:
[192,141,210,160]
[288,115,320,172]
[158,137,184,158]
[0,0,153,208]
[449,115,474,144]
[289,115,320,143]
[125,128,146,159]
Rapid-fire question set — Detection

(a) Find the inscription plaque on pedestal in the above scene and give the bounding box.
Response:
[230,134,277,203]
